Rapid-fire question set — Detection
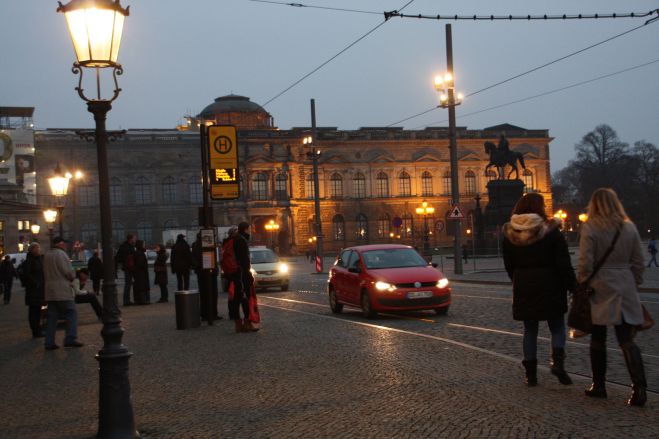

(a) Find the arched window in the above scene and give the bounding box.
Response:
[398,171,411,197]
[112,221,125,245]
[353,172,366,198]
[330,173,343,198]
[442,171,451,195]
[332,214,345,241]
[486,169,497,183]
[136,222,153,244]
[421,171,433,197]
[77,184,99,206]
[377,213,391,238]
[110,177,123,205]
[305,173,315,199]
[402,213,414,239]
[81,223,97,248]
[251,173,268,201]
[523,169,534,193]
[135,176,152,205]
[376,172,389,197]
[356,214,368,241]
[189,175,202,204]
[162,176,177,203]
[164,219,179,230]
[275,173,288,200]
[464,171,476,195]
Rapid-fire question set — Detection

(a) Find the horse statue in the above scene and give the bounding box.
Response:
[484,141,526,180]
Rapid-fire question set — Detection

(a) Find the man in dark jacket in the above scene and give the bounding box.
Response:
[23,243,45,338]
[87,250,103,295]
[115,234,136,306]
[231,222,258,332]
[170,234,192,290]
[0,255,17,304]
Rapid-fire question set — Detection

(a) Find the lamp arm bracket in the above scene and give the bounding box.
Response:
[72,63,124,103]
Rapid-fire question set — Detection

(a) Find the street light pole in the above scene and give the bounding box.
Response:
[308,99,323,273]
[57,1,137,437]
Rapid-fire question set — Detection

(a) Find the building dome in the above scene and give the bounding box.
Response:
[197,94,274,129]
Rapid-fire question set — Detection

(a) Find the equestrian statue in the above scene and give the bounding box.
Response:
[484,135,526,180]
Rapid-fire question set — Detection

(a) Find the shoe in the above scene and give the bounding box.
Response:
[550,348,573,385]
[214,315,223,321]
[522,359,537,386]
[234,319,246,333]
[64,341,84,348]
[243,318,260,332]
[45,344,59,350]
[585,383,607,398]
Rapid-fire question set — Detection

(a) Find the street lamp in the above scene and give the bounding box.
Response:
[30,224,41,242]
[303,120,324,273]
[57,1,136,438]
[416,201,435,256]
[578,213,588,223]
[264,219,280,250]
[433,24,464,274]
[65,169,84,240]
[43,209,57,246]
[48,163,70,238]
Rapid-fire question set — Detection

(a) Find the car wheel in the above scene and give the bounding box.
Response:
[329,287,343,313]
[434,306,449,316]
[361,290,377,319]
[281,284,289,292]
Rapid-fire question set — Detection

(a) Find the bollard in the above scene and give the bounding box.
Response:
[175,290,200,330]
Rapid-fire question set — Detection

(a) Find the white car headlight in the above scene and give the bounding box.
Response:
[375,281,396,292]
[279,263,289,274]
[437,278,449,289]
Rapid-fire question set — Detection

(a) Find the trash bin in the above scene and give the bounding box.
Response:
[175,290,200,330]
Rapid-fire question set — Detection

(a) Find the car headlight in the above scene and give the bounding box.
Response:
[375,281,396,292]
[279,263,289,274]
[437,278,449,289]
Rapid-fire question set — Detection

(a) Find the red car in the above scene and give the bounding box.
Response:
[328,244,451,318]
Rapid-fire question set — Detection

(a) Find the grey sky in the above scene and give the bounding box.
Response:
[1,0,657,172]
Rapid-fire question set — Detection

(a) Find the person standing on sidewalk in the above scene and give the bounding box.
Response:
[647,237,658,268]
[87,249,103,295]
[578,188,648,407]
[43,237,82,350]
[502,193,575,387]
[22,243,45,338]
[115,234,136,306]
[132,240,151,305]
[170,234,192,291]
[231,222,258,333]
[0,255,17,304]
[154,244,169,303]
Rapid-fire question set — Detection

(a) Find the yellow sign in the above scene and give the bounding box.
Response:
[208,125,239,200]
[208,125,237,169]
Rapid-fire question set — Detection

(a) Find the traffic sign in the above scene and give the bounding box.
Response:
[448,205,465,220]
[208,125,239,200]
[435,220,445,232]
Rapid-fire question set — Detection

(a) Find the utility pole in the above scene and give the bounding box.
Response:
[446,23,463,275]
[310,99,324,273]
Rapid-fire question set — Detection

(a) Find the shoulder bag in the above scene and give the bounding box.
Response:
[568,226,621,334]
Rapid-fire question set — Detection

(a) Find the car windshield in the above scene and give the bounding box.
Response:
[250,249,279,264]
[361,248,428,269]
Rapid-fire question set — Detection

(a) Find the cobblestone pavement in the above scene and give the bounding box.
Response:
[1,261,658,438]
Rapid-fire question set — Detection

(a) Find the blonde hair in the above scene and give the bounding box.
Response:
[587,188,628,230]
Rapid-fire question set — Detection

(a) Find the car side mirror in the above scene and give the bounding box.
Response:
[348,266,361,274]
[431,262,438,268]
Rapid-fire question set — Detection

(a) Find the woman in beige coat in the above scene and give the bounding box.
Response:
[577,188,647,406]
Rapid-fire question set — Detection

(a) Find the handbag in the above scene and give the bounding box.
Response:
[567,227,621,334]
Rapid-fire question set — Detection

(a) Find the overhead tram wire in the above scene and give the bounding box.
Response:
[409,59,659,130]
[261,0,418,107]
[384,10,658,22]
[386,18,658,127]
[248,0,381,16]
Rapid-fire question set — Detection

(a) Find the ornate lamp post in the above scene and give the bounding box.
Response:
[264,219,280,250]
[48,163,70,238]
[304,127,323,273]
[43,209,57,246]
[30,224,41,243]
[416,201,435,256]
[57,1,137,437]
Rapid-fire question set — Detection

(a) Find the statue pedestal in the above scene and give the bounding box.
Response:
[484,179,525,230]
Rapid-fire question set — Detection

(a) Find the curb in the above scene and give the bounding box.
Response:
[448,278,659,293]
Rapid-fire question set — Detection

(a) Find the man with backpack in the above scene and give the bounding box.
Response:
[115,234,136,306]
[648,237,658,268]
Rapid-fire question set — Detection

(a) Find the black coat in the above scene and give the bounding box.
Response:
[154,251,168,286]
[170,238,192,274]
[503,218,576,321]
[22,253,45,306]
[0,260,16,282]
[87,255,104,280]
[132,249,150,296]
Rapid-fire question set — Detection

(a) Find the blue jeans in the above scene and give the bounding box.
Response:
[523,317,566,361]
[123,271,133,304]
[45,301,78,347]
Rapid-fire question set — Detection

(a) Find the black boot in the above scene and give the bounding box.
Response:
[621,342,647,407]
[522,359,538,386]
[550,348,573,385]
[585,347,607,398]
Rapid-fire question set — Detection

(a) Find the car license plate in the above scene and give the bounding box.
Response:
[260,277,274,282]
[407,291,433,299]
